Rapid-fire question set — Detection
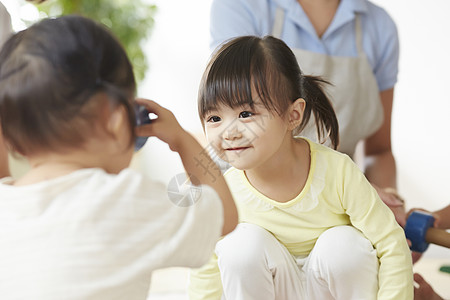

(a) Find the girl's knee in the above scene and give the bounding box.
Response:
[217,223,274,262]
[309,226,378,275]
[216,223,289,273]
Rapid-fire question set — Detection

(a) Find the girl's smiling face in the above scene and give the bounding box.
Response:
[204,100,292,171]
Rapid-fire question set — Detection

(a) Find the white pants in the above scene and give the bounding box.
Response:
[216,223,379,300]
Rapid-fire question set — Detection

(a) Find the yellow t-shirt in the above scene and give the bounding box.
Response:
[189,139,413,300]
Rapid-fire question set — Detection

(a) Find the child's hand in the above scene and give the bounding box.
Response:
[134,98,187,152]
[135,100,238,236]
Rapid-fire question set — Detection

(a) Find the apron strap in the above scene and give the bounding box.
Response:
[272,7,284,37]
[354,14,364,55]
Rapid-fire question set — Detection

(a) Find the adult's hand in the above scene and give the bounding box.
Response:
[374,185,407,227]
[413,273,443,300]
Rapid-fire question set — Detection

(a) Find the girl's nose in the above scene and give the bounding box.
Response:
[222,122,243,140]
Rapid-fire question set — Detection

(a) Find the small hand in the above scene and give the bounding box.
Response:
[134,98,187,152]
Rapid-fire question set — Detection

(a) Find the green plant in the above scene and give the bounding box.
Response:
[35,0,157,82]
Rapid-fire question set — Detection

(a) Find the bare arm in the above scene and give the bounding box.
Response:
[135,99,238,235]
[0,129,10,178]
[364,88,406,226]
[433,204,450,229]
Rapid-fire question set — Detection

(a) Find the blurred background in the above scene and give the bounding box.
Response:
[2,0,449,297]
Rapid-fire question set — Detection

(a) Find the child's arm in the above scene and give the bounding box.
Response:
[135,99,238,235]
[0,130,10,178]
[340,156,413,300]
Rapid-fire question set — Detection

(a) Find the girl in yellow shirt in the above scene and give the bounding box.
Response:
[189,35,413,300]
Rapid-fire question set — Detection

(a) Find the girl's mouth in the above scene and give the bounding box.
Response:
[226,147,250,152]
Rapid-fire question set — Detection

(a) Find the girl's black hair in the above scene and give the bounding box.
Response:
[198,35,339,149]
[0,15,136,155]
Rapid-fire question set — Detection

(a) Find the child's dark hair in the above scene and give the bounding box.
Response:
[198,35,339,149]
[0,15,136,155]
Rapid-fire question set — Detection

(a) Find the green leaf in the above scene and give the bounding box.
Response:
[34,0,157,82]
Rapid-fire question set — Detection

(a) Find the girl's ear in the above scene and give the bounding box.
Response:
[107,105,128,139]
[288,98,305,130]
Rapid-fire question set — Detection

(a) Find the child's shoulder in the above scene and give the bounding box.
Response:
[303,138,352,163]
[73,167,145,186]
[2,168,166,195]
[303,139,367,186]
[105,168,168,192]
[302,138,362,178]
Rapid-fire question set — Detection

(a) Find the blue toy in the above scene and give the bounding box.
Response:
[134,104,151,151]
[405,211,450,253]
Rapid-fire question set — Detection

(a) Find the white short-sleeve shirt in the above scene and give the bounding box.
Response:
[0,168,224,299]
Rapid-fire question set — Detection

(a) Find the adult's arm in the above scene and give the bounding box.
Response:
[433,204,450,229]
[408,204,450,230]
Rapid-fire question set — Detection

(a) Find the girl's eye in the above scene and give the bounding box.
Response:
[207,115,221,123]
[239,111,254,118]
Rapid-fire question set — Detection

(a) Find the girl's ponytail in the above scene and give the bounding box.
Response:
[299,75,339,150]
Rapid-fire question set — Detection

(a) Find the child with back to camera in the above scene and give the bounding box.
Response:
[188,35,413,300]
[0,15,238,299]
